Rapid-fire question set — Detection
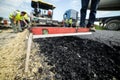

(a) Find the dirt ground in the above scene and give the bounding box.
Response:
[0,28,28,79]
[0,28,54,80]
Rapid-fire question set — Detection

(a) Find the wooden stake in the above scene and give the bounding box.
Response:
[25,33,33,73]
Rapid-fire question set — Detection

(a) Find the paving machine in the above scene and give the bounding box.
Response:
[30,0,91,38]
[31,0,58,26]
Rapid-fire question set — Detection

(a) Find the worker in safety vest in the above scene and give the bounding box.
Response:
[9,10,20,33]
[68,18,73,27]
[14,11,26,32]
[22,11,30,28]
[65,19,68,27]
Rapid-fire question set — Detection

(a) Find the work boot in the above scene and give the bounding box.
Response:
[89,27,96,32]
[87,24,96,32]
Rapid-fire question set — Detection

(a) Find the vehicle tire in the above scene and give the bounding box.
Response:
[105,20,120,30]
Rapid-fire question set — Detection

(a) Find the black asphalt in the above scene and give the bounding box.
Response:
[34,34,120,80]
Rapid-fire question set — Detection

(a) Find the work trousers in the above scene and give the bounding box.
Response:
[16,21,22,32]
[9,18,17,33]
[80,0,100,27]
[20,20,29,29]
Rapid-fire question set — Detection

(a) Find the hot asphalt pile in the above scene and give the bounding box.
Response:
[34,36,120,80]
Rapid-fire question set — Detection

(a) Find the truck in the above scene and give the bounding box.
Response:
[63,9,78,27]
[93,0,120,30]
[97,16,120,30]
[31,0,59,26]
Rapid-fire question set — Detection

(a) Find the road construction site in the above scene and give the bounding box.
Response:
[0,27,120,80]
[0,0,120,80]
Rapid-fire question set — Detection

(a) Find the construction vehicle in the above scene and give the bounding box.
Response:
[63,9,78,27]
[93,0,120,30]
[29,0,91,39]
[31,0,59,26]
[25,2,92,70]
[0,18,11,27]
[97,16,120,30]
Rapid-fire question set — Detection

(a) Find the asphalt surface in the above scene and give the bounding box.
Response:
[77,30,120,47]
[34,36,120,80]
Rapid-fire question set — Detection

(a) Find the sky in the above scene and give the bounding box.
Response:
[0,0,120,21]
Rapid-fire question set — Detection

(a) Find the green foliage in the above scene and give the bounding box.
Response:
[95,25,106,30]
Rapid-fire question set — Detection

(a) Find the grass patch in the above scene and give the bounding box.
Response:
[95,25,106,30]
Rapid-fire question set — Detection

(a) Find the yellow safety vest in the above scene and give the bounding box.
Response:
[69,18,72,24]
[15,12,23,21]
[9,12,14,19]
[24,14,29,20]
[65,19,68,23]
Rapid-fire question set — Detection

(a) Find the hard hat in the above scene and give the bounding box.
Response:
[21,11,27,14]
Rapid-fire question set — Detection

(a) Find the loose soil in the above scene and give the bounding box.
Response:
[0,28,28,80]
[0,28,54,80]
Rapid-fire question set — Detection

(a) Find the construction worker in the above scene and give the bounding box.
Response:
[20,11,30,28]
[9,10,19,33]
[68,18,73,27]
[48,10,52,18]
[14,11,26,32]
[80,0,100,31]
[65,18,68,27]
[63,13,68,27]
[31,0,43,16]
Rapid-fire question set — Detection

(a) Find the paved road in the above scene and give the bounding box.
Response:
[77,30,120,47]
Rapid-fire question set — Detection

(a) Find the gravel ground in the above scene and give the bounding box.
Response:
[77,30,120,47]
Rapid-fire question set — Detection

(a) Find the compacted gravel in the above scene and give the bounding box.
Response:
[34,36,120,80]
